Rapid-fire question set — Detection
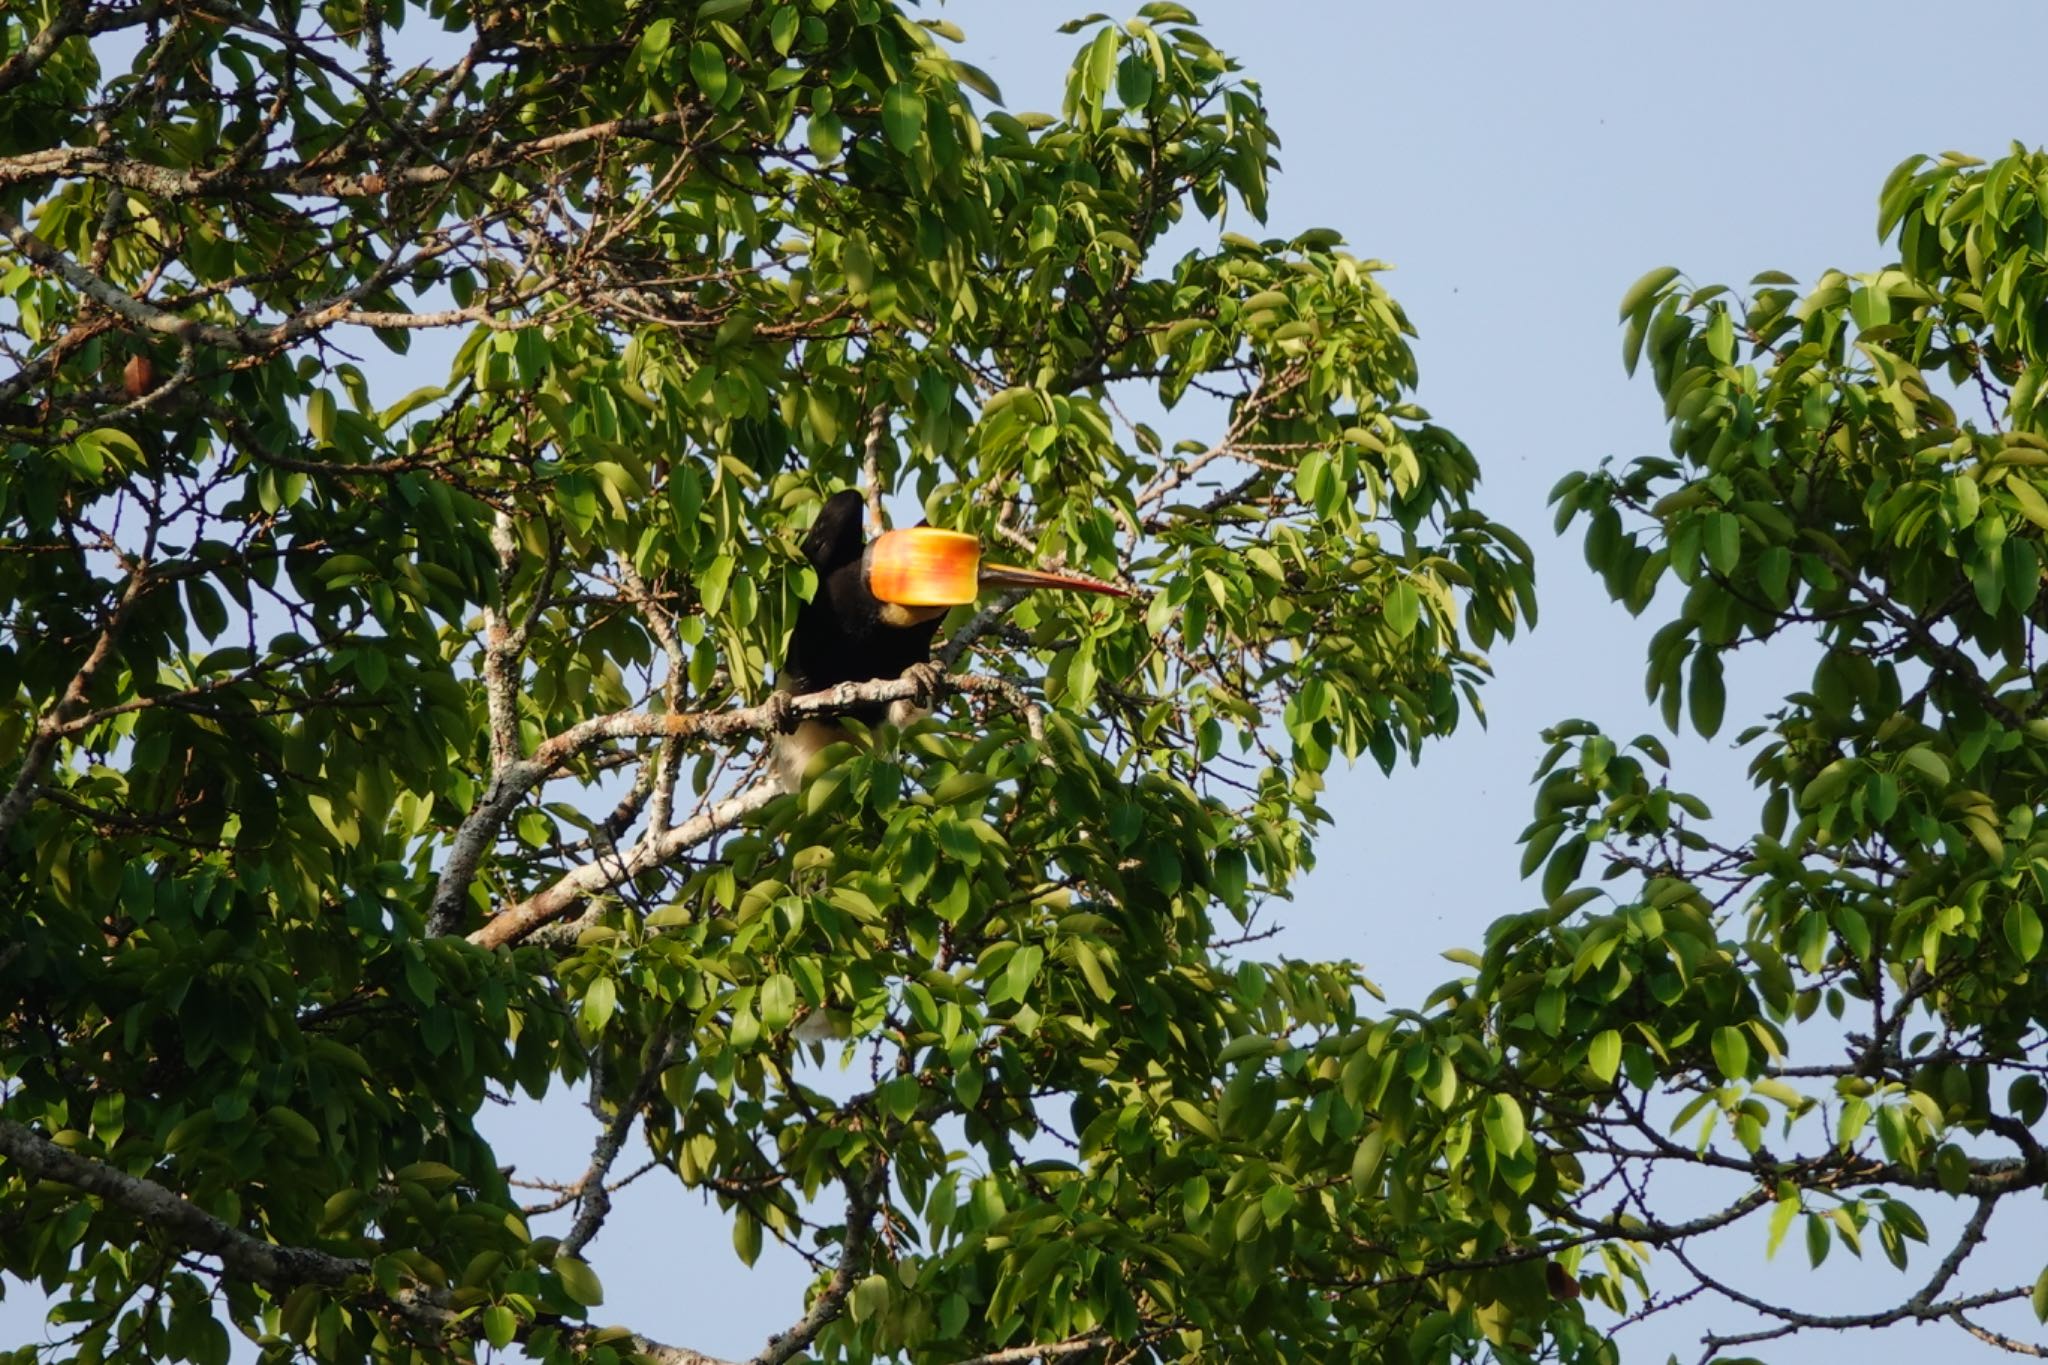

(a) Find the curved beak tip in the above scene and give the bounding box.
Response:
[977,562,1133,598]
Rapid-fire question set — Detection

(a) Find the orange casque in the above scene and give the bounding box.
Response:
[863,527,1132,607]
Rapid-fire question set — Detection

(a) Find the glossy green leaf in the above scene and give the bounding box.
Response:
[882,83,925,154]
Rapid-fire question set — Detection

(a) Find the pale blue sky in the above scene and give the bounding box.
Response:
[8,3,2047,1362]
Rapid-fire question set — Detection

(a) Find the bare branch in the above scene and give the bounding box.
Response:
[561,1035,678,1260]
[1906,1193,1999,1313]
[1949,1312,2048,1358]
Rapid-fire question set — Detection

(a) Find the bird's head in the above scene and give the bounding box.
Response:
[863,525,1130,624]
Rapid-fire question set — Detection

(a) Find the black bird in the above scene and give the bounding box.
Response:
[771,489,1129,788]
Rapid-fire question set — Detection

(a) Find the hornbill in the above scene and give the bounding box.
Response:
[770,489,1130,789]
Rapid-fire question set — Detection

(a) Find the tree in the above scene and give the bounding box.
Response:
[1528,146,2048,1360]
[9,0,2044,1361]
[0,3,1536,1363]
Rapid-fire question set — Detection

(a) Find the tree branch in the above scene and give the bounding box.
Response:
[1949,1311,2048,1358]
[0,0,89,97]
[0,564,154,850]
[0,1116,738,1364]
[750,1161,886,1365]
[560,1034,678,1260]
[949,1336,1123,1365]
[0,1117,413,1311]
[0,110,698,199]
[455,672,1047,947]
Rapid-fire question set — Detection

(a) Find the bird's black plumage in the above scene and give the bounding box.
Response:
[771,491,943,787]
[779,490,944,726]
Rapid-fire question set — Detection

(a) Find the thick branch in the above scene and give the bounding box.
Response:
[1,204,317,354]
[0,0,88,97]
[565,1330,734,1365]
[950,1338,1123,1365]
[0,1117,383,1301]
[465,778,779,949]
[0,110,695,199]
[451,673,1045,945]
[0,1117,735,1363]
[482,509,531,772]
[0,199,438,376]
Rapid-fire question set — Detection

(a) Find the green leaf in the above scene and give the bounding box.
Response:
[1756,544,1792,606]
[1766,1191,1798,1259]
[1711,1025,1750,1081]
[1349,1129,1386,1190]
[880,1075,920,1122]
[1072,940,1113,1001]
[1384,580,1420,639]
[1482,1094,1526,1155]
[307,389,336,445]
[2008,476,2048,530]
[1619,266,1681,321]
[1689,650,1725,739]
[481,1305,517,1349]
[1218,1034,1278,1064]
[579,975,616,1033]
[851,1273,889,1324]
[689,42,728,103]
[1115,52,1155,107]
[634,18,673,69]
[808,111,844,161]
[1935,1143,1970,1195]
[1801,758,1859,809]
[1003,943,1044,1001]
[1950,474,1981,528]
[1898,746,1950,787]
[760,973,797,1031]
[1703,512,1741,575]
[1588,1029,1622,1083]
[2006,902,2044,961]
[1805,1212,1830,1268]
[186,580,229,639]
[553,1255,604,1307]
[882,83,925,154]
[1084,26,1119,110]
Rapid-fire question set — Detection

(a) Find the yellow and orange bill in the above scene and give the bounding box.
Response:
[865,527,1131,607]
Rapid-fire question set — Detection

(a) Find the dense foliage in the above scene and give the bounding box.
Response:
[5,0,2046,1362]
[1,2,1535,1363]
